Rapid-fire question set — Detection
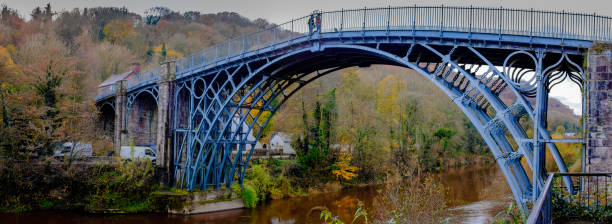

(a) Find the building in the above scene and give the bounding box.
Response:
[269,132,296,155]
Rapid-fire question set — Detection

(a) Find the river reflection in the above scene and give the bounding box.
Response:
[0,164,512,224]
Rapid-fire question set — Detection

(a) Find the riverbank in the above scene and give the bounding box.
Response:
[0,153,495,214]
[0,164,513,223]
[0,159,186,213]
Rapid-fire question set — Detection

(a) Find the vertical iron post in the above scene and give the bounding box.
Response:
[533,49,547,201]
[362,7,367,34]
[469,5,473,38]
[440,5,444,34]
[340,8,344,33]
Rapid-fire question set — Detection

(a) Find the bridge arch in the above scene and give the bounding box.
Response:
[98,100,116,138]
[126,87,159,147]
[172,41,584,209]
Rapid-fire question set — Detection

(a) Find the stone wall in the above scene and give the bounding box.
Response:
[586,45,612,172]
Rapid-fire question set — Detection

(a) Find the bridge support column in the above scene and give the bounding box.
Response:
[114,80,128,154]
[586,44,612,173]
[156,61,176,185]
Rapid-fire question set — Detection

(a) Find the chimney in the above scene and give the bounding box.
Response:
[130,62,140,74]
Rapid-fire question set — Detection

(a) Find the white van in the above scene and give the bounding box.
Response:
[120,146,156,163]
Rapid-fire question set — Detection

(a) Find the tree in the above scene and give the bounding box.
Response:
[103,19,135,45]
[433,127,456,151]
[43,3,53,23]
[183,11,201,21]
[319,88,337,150]
[30,7,42,21]
[331,152,358,181]
[160,43,167,62]
[145,41,154,63]
[144,7,172,25]
[55,9,84,44]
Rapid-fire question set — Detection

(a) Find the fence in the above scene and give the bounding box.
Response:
[97,5,612,100]
[527,172,612,224]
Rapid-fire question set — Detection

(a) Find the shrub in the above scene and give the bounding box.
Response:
[241,183,258,208]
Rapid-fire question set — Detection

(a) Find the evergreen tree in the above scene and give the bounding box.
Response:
[145,42,154,63]
[159,43,167,63]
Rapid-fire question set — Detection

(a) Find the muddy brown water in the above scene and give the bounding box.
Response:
[0,164,512,224]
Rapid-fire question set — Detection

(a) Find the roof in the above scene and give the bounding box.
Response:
[271,132,293,141]
[98,70,134,87]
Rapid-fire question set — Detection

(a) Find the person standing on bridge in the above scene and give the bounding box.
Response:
[308,11,322,36]
[308,13,315,36]
[315,12,321,33]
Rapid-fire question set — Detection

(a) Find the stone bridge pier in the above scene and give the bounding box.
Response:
[155,62,175,184]
[586,44,612,172]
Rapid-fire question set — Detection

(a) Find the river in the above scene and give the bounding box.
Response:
[0,164,512,224]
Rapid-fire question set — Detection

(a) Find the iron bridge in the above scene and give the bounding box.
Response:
[95,5,612,210]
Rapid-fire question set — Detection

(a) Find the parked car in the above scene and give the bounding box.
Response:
[120,146,156,163]
[54,142,93,158]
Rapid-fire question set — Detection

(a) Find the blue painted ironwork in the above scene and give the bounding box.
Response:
[94,5,608,213]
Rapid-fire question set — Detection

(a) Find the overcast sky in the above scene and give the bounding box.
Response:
[4,0,612,24]
[2,0,601,114]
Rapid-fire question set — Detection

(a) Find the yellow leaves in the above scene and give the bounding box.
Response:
[382,145,391,153]
[0,45,15,68]
[332,152,359,181]
[103,20,135,45]
[0,45,19,86]
[4,44,16,57]
[153,44,183,60]
[375,74,407,123]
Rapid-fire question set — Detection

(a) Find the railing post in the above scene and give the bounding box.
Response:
[340,8,344,33]
[242,36,246,53]
[362,7,367,34]
[274,26,277,43]
[469,5,473,38]
[592,13,596,39]
[499,7,503,38]
[412,5,416,36]
[530,8,534,38]
[561,11,565,40]
[257,30,260,50]
[386,5,391,35]
[440,5,444,33]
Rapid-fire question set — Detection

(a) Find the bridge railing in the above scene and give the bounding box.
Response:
[98,5,612,100]
[319,6,611,40]
[527,172,612,224]
[175,15,310,74]
[97,84,116,100]
[126,66,161,89]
